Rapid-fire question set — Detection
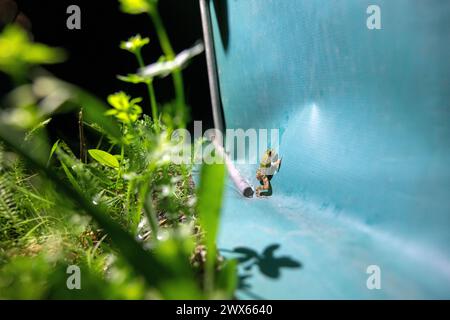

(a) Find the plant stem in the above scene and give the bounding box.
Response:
[148,9,186,111]
[136,50,159,127]
[116,143,124,185]
[205,247,216,294]
[126,178,136,230]
[144,188,159,240]
[95,134,104,150]
[78,109,87,163]
[136,174,159,240]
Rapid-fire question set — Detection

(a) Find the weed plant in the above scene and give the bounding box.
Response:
[0,0,236,299]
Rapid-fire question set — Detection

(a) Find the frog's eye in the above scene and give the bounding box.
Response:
[268,150,272,156]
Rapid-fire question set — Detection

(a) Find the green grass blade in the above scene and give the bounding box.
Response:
[0,124,198,296]
[196,162,226,293]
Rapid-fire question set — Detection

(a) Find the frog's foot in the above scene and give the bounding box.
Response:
[255,189,265,197]
[277,157,283,172]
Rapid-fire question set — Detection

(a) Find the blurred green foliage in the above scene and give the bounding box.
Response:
[0,25,65,81]
[0,1,236,300]
[119,0,157,15]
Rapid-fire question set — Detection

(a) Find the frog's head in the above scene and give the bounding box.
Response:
[261,148,277,163]
[265,149,273,157]
[261,148,273,161]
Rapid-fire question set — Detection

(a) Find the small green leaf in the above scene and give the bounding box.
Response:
[25,118,52,141]
[88,149,119,168]
[120,34,150,54]
[47,139,60,166]
[117,73,151,84]
[60,160,82,192]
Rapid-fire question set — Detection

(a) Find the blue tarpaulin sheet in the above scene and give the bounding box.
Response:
[207,0,450,299]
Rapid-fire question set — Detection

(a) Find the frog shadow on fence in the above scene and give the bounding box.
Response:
[221,243,302,298]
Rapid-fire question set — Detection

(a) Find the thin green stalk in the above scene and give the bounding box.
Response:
[60,160,82,193]
[78,109,87,163]
[22,220,47,240]
[95,134,104,150]
[144,190,159,239]
[148,83,158,129]
[136,173,159,239]
[116,143,125,185]
[136,50,159,126]
[148,9,185,109]
[13,185,55,206]
[135,160,159,239]
[125,178,134,212]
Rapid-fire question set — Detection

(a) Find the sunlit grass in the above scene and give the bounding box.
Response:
[0,0,236,300]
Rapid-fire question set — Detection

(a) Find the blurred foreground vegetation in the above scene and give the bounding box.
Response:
[0,0,236,299]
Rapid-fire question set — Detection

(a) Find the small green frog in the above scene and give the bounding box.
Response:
[255,149,282,197]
